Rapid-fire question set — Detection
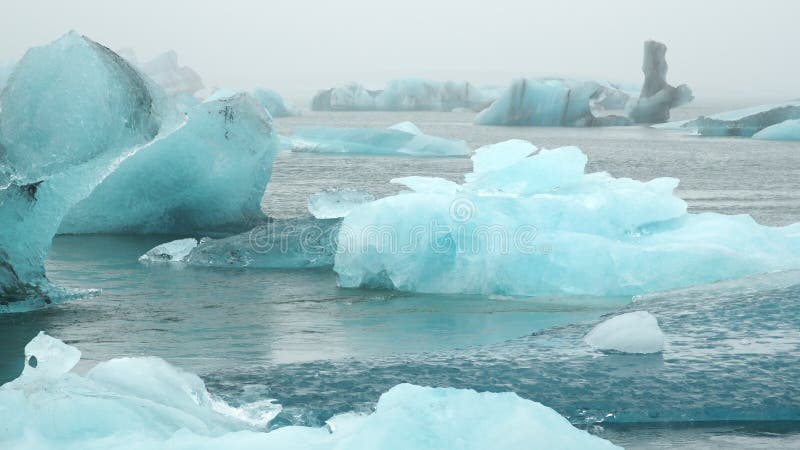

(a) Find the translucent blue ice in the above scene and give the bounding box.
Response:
[290,122,470,156]
[334,140,800,296]
[0,333,619,450]
[0,32,182,309]
[753,118,800,141]
[252,87,297,117]
[312,79,498,112]
[59,93,278,235]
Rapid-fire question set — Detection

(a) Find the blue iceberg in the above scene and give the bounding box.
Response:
[0,32,182,310]
[59,92,279,235]
[0,333,620,450]
[626,40,693,123]
[312,79,498,112]
[252,87,297,117]
[475,78,632,127]
[334,140,800,296]
[289,122,470,156]
[753,118,800,141]
[668,101,800,137]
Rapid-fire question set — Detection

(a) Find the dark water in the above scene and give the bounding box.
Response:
[2,107,800,448]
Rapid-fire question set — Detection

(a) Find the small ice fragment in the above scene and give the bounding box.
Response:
[584,311,665,354]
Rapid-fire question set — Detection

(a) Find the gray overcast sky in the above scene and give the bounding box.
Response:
[1,0,798,101]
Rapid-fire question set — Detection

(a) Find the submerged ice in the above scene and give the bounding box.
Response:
[334,140,800,296]
[0,333,619,450]
[0,32,182,308]
[289,122,470,156]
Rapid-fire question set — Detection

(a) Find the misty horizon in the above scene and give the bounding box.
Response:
[2,0,799,103]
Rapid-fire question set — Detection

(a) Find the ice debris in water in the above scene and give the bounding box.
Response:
[289,121,470,156]
[626,40,693,124]
[664,100,800,137]
[59,92,279,235]
[753,118,800,141]
[0,31,183,309]
[475,78,633,127]
[312,78,499,112]
[584,311,665,354]
[143,217,342,269]
[138,238,199,263]
[0,334,619,450]
[308,188,375,219]
[334,139,800,296]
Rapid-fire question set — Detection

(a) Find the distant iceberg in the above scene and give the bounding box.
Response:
[118,48,203,98]
[626,40,693,123]
[289,121,471,156]
[0,333,620,450]
[59,93,279,235]
[668,100,800,137]
[334,140,800,296]
[475,78,633,127]
[312,79,498,112]
[0,32,183,310]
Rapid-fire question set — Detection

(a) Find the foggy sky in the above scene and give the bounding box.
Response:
[1,0,798,102]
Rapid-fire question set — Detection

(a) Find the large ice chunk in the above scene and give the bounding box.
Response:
[0,32,182,310]
[289,122,470,156]
[142,217,342,269]
[252,87,297,117]
[626,40,693,123]
[0,334,619,450]
[753,118,800,141]
[308,188,375,219]
[312,79,498,112]
[0,60,13,96]
[139,50,203,97]
[59,93,278,235]
[334,140,800,296]
[584,311,665,353]
[677,101,800,137]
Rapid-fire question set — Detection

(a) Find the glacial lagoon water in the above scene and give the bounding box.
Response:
[2,107,800,448]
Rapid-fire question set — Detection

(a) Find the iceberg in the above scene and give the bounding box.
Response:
[0,60,13,95]
[252,87,297,117]
[58,93,279,235]
[0,32,182,310]
[138,50,204,98]
[675,101,800,137]
[311,79,498,112]
[475,78,632,127]
[289,121,470,156]
[626,40,693,123]
[334,140,800,296]
[584,311,665,354]
[753,118,800,141]
[0,333,620,450]
[143,217,342,268]
[308,188,375,219]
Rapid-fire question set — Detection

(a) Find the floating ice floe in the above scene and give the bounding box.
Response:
[626,40,693,124]
[0,333,620,450]
[311,78,499,112]
[334,139,800,296]
[661,100,800,137]
[584,311,665,354]
[0,31,183,309]
[289,121,470,156]
[59,92,279,235]
[142,217,342,269]
[308,188,375,219]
